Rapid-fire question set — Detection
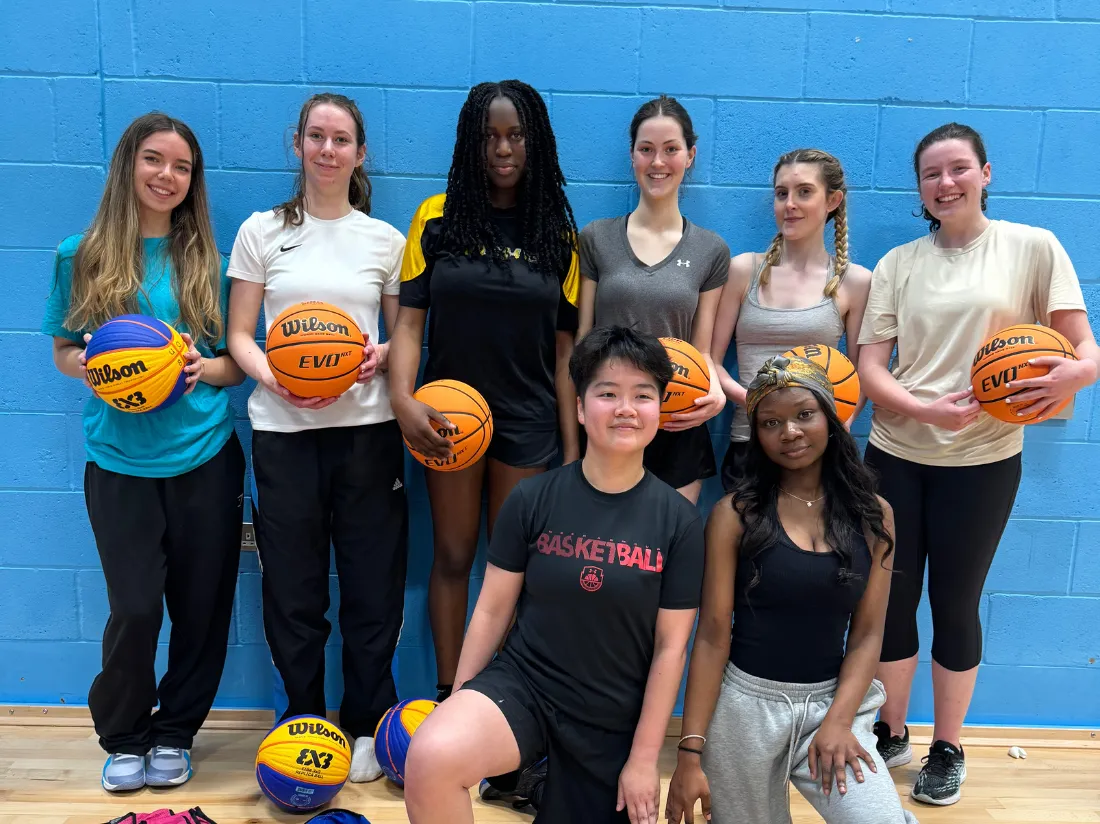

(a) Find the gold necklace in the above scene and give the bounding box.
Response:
[780,488,825,508]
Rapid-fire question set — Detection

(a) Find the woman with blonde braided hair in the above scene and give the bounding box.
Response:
[711,148,872,492]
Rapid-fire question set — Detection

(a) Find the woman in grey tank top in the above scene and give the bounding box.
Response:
[710,149,873,492]
[576,96,731,504]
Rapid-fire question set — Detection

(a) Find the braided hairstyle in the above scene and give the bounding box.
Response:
[760,148,850,299]
[913,122,989,233]
[439,80,577,281]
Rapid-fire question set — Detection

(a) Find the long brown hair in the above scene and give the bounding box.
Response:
[759,148,849,299]
[275,93,372,228]
[66,112,222,346]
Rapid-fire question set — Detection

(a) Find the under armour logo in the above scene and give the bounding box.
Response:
[676,259,690,268]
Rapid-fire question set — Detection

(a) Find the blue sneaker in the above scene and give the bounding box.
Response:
[101,752,145,792]
[144,745,192,787]
[479,757,547,810]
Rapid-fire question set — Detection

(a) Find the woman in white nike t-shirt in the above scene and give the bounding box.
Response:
[226,93,407,783]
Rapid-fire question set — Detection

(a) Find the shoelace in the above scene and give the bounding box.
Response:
[920,750,958,782]
[153,747,183,758]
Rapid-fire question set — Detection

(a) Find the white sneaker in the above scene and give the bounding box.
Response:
[349,736,383,783]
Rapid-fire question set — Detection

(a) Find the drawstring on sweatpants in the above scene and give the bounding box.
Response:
[779,689,819,822]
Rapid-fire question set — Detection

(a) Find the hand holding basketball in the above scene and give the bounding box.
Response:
[1001,355,1095,420]
[665,377,725,431]
[919,387,981,431]
[79,333,92,389]
[356,334,378,384]
[259,362,339,411]
[181,333,204,394]
[394,394,455,460]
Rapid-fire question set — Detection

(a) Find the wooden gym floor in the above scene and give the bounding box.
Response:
[1,722,1098,823]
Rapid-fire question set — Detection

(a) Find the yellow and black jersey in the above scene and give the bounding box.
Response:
[400,193,580,433]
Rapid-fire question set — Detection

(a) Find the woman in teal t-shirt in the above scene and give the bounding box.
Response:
[41,113,246,793]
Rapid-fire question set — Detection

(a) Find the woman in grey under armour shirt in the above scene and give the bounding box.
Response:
[577,95,730,503]
[710,148,873,492]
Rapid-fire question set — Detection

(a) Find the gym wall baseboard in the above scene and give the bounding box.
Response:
[2,705,1097,750]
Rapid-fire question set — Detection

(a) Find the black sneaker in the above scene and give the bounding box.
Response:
[911,740,967,806]
[873,720,912,768]
[479,757,547,810]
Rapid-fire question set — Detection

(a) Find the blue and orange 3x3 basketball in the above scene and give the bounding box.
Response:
[255,714,352,812]
[84,314,189,413]
[375,699,438,788]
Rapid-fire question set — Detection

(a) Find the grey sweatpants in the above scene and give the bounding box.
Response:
[701,663,918,824]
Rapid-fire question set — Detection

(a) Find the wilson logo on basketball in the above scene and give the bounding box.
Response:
[87,360,149,386]
[580,566,604,592]
[670,362,691,379]
[972,334,1036,367]
[281,316,351,338]
[287,722,347,750]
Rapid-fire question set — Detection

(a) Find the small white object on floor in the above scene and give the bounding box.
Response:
[1008,745,1027,759]
[349,736,383,782]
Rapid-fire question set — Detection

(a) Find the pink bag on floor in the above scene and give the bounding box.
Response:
[105,808,216,824]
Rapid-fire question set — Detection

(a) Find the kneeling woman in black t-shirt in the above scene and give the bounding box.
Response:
[405,327,705,824]
[666,356,917,824]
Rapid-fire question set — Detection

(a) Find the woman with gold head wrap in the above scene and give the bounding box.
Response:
[666,355,916,824]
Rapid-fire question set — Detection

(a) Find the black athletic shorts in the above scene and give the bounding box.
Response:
[643,424,717,490]
[463,658,632,824]
[486,425,558,469]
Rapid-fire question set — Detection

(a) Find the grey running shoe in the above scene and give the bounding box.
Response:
[101,752,145,792]
[144,745,192,787]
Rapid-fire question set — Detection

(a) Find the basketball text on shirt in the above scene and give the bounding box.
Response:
[536,531,664,572]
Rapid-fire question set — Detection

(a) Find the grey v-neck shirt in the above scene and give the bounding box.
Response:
[578,214,730,341]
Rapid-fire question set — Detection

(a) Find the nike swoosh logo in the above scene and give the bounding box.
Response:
[279,244,302,253]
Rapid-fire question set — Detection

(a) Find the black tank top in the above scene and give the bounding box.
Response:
[730,515,871,684]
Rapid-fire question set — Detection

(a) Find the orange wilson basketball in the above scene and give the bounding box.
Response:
[404,379,493,471]
[266,302,363,399]
[971,324,1078,424]
[782,344,860,423]
[659,338,711,428]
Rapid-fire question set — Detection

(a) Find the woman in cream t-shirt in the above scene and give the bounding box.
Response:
[858,122,1100,808]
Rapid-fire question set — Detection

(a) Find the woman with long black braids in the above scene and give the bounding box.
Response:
[389,80,581,705]
[666,356,917,824]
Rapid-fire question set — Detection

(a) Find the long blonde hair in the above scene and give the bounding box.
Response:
[66,112,222,346]
[759,148,849,299]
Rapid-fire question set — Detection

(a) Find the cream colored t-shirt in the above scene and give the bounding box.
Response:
[859,220,1086,466]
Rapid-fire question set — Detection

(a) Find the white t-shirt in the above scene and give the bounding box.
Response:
[859,219,1086,466]
[228,208,404,433]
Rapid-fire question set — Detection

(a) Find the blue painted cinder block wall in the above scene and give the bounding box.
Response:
[2,0,1098,728]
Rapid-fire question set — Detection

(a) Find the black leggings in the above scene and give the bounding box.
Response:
[864,443,1022,672]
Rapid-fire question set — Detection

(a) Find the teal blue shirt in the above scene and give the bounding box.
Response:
[41,234,236,478]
